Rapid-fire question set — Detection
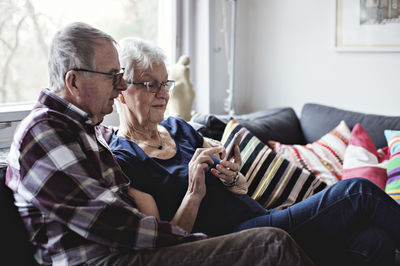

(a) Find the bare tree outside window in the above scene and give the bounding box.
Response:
[0,0,160,104]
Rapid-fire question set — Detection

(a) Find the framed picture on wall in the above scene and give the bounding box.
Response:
[336,0,400,51]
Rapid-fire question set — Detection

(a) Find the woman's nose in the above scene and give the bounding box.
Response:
[156,84,169,98]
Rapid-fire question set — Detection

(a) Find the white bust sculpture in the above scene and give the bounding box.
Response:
[165,55,195,121]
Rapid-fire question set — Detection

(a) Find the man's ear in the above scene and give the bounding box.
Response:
[65,70,79,96]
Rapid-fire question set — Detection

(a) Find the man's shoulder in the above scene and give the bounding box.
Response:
[6,106,80,187]
[13,106,84,148]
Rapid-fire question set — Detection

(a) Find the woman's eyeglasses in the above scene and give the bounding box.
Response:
[125,80,175,94]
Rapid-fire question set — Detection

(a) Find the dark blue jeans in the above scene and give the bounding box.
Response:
[233,178,400,266]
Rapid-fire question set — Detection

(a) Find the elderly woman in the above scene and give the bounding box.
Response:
[110,37,400,266]
[110,37,264,237]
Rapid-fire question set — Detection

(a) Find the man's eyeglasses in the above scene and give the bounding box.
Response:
[72,68,125,86]
[126,80,175,94]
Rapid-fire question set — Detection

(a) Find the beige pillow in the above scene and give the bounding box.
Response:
[269,121,351,186]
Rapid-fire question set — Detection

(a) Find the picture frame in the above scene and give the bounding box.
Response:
[336,0,400,52]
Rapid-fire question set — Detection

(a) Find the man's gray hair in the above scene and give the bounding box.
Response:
[118,37,167,81]
[48,22,116,92]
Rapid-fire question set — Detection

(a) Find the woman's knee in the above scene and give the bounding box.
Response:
[338,177,380,195]
[340,177,374,187]
[342,226,395,266]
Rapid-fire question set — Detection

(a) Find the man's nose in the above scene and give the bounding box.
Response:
[116,78,128,91]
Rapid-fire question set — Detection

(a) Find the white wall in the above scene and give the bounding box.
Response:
[209,0,400,116]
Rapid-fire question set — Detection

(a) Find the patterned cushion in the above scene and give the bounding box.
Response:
[269,121,351,186]
[384,130,400,203]
[342,124,389,190]
[221,119,327,210]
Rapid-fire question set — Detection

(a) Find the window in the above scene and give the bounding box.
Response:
[0,0,175,147]
[0,0,175,104]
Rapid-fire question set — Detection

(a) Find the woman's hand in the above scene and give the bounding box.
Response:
[203,137,226,160]
[169,145,224,233]
[211,144,242,184]
[211,145,248,194]
[188,146,225,199]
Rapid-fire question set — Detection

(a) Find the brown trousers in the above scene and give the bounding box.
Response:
[86,227,314,266]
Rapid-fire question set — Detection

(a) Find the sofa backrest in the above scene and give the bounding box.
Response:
[300,103,400,149]
[190,107,306,145]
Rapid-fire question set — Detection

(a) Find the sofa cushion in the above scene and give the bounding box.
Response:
[221,119,327,210]
[300,103,400,149]
[189,113,227,141]
[190,107,306,145]
[342,124,390,190]
[384,130,400,204]
[269,121,351,186]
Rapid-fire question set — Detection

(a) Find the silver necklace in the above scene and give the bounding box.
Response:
[130,130,163,150]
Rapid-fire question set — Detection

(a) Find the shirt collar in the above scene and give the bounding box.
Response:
[36,88,94,126]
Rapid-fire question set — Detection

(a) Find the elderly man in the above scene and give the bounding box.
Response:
[5,22,313,266]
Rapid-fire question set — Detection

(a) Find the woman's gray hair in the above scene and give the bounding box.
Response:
[118,37,167,81]
[48,22,116,93]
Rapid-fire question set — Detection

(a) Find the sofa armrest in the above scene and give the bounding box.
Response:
[0,149,38,265]
[300,103,400,149]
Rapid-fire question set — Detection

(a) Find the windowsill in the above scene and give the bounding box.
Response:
[0,102,120,149]
[0,103,35,149]
[0,103,34,122]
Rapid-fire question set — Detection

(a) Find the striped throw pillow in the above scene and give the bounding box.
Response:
[384,130,400,203]
[269,120,351,186]
[221,119,327,210]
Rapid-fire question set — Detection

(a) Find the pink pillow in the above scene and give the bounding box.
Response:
[342,124,390,190]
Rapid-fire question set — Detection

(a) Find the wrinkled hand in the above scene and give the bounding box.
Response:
[188,146,225,199]
[204,137,226,160]
[211,144,242,184]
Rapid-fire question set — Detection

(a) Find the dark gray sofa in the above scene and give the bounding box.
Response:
[1,103,399,265]
[190,103,400,265]
[190,103,400,149]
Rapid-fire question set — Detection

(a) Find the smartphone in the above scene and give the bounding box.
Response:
[224,128,246,160]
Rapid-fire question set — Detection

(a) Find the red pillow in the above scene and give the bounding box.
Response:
[342,124,390,190]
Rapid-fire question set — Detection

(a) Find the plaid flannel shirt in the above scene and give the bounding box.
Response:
[6,89,206,265]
